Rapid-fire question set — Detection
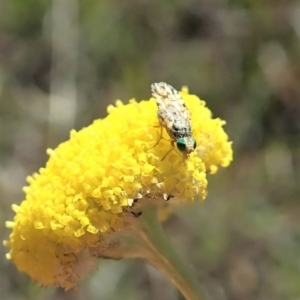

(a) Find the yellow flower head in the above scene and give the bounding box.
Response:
[4,85,232,289]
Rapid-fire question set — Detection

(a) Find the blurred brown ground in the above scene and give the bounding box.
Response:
[0,1,299,299]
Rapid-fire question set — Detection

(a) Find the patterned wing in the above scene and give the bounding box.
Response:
[151,82,192,139]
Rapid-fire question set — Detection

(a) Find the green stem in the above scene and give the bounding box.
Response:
[132,205,207,300]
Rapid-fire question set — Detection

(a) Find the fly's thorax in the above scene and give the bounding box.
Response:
[176,137,197,154]
[172,119,192,139]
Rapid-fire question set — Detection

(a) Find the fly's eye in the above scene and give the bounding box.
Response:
[193,140,197,149]
[176,138,186,152]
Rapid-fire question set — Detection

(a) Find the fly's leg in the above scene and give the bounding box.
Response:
[150,126,163,148]
[161,140,175,161]
[150,125,174,161]
[151,126,170,149]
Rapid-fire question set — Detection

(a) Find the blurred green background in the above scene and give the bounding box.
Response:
[1,0,300,299]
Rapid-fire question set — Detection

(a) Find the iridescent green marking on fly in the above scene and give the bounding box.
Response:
[151,82,197,159]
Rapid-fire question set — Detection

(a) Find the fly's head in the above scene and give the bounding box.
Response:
[176,137,197,155]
